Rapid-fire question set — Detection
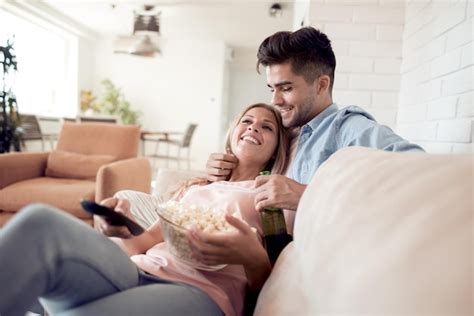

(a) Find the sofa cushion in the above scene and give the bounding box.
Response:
[0,177,95,219]
[255,147,473,315]
[153,168,205,200]
[45,150,116,180]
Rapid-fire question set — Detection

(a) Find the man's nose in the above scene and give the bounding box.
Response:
[271,90,283,106]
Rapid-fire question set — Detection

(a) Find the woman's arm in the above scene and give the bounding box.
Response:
[187,214,272,292]
[111,220,163,256]
[97,198,164,256]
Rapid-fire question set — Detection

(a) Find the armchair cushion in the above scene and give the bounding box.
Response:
[45,150,116,180]
[0,177,94,219]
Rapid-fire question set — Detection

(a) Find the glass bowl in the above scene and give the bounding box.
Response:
[156,205,227,271]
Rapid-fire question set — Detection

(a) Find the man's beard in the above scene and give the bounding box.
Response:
[284,98,316,129]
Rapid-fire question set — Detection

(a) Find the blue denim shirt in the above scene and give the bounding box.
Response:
[288,103,424,184]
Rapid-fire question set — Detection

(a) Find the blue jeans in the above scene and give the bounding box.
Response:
[0,204,223,316]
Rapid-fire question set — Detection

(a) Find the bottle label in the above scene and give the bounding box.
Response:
[260,209,287,235]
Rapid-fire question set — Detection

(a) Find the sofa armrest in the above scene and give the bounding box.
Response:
[0,152,49,189]
[95,158,151,202]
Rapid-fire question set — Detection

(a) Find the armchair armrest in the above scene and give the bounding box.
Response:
[0,152,49,189]
[95,158,152,202]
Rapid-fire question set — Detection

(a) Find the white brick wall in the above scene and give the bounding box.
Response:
[307,0,472,153]
[398,0,473,154]
[309,1,404,127]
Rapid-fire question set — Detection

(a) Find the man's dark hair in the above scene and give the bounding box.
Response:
[257,27,336,93]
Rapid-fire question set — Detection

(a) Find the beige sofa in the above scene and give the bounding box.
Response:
[255,147,472,315]
[156,147,472,315]
[63,147,473,315]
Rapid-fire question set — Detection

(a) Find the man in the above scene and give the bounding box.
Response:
[206,27,423,227]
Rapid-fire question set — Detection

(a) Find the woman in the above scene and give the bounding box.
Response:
[0,103,289,316]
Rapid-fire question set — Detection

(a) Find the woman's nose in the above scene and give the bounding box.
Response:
[248,125,259,132]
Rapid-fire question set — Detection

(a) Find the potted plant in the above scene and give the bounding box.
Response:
[0,36,21,153]
[80,79,141,125]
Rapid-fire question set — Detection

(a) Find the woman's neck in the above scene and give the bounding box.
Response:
[228,162,264,182]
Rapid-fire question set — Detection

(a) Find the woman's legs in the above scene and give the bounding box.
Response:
[0,204,141,316]
[56,282,224,316]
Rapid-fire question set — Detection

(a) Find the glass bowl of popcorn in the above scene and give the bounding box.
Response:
[156,201,237,271]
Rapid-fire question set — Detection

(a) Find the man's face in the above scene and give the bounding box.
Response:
[266,63,321,129]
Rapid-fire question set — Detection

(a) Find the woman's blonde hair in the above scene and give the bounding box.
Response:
[170,103,289,200]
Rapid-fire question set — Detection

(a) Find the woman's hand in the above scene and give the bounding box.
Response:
[188,214,272,291]
[186,214,266,267]
[95,197,134,239]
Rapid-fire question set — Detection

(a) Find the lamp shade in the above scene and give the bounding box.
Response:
[128,35,160,57]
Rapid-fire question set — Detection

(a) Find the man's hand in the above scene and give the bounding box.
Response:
[95,198,134,239]
[254,175,306,211]
[205,152,238,182]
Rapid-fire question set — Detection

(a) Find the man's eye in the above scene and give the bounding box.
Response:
[282,87,292,92]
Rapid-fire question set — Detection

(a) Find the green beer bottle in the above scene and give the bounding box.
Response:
[259,171,293,265]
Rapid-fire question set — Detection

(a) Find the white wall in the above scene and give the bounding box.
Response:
[398,0,473,154]
[227,48,272,132]
[77,37,95,94]
[91,38,228,169]
[309,0,405,129]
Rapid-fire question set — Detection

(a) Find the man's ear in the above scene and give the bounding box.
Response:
[316,75,331,95]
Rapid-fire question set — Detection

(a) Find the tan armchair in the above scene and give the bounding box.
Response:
[0,122,151,226]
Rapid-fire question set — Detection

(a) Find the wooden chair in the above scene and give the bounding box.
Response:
[18,114,58,151]
[142,123,198,171]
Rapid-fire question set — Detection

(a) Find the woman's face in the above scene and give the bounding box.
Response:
[230,107,279,168]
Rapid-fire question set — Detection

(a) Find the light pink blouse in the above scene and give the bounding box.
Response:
[131,180,263,316]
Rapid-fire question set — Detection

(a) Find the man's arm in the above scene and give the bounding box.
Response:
[205,152,238,182]
[254,174,306,212]
[337,114,425,152]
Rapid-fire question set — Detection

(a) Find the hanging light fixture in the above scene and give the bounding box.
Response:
[128,5,161,57]
[129,35,160,57]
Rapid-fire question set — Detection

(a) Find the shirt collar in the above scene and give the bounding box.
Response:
[302,103,338,133]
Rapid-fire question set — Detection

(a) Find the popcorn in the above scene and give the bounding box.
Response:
[159,200,238,233]
[156,201,236,270]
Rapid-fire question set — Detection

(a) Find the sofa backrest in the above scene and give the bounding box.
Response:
[255,147,473,315]
[56,122,140,159]
[153,167,205,200]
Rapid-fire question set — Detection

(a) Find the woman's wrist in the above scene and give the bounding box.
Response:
[243,245,272,291]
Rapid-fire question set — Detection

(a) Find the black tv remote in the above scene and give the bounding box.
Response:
[80,199,145,236]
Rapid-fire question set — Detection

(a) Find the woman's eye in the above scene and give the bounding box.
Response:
[241,119,252,124]
[263,126,273,131]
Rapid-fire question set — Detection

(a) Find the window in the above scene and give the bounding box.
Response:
[0,9,77,117]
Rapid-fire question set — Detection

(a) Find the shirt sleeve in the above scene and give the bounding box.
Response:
[336,112,425,152]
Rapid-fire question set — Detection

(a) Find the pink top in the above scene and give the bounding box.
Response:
[131,180,262,316]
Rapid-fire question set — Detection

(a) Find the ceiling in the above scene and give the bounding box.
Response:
[43,0,294,49]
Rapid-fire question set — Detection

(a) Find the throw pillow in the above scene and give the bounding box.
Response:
[45,150,117,180]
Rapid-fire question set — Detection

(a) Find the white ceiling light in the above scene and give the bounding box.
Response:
[129,34,160,57]
[112,4,161,57]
